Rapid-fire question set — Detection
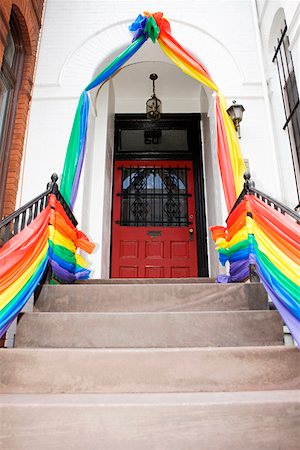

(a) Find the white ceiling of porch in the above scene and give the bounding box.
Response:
[112,40,202,100]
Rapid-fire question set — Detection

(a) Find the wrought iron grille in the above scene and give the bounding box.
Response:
[118,166,191,226]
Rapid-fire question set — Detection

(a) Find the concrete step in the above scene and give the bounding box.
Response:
[35,283,268,312]
[1,391,299,449]
[75,277,216,284]
[0,347,299,394]
[15,311,284,348]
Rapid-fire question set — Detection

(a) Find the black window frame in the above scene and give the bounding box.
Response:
[273,20,300,205]
[0,12,25,217]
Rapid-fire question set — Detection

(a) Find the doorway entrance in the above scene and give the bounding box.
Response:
[111,114,208,278]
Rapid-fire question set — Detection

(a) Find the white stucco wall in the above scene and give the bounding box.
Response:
[18,0,300,277]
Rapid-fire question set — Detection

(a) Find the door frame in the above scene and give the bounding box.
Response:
[111,113,208,277]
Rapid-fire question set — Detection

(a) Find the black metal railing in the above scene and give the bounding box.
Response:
[227,172,300,281]
[228,172,300,222]
[0,173,77,247]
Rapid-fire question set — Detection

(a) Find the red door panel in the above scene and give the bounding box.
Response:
[111,160,198,278]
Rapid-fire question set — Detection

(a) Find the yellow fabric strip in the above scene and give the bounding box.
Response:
[215,226,248,250]
[246,217,300,284]
[49,225,76,253]
[75,253,89,268]
[0,242,48,310]
[158,40,218,92]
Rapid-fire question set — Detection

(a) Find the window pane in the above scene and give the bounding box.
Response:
[120,166,189,227]
[284,71,299,113]
[291,105,300,160]
[119,129,188,152]
[3,31,15,68]
[0,77,10,154]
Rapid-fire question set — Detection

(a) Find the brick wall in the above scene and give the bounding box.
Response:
[0,0,44,217]
[0,0,44,346]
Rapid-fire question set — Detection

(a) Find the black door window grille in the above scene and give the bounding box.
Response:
[273,21,300,203]
[118,166,190,226]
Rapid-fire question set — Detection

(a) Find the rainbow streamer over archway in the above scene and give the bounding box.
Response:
[60,12,245,212]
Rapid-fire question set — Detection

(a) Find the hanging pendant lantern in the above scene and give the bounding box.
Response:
[146,73,161,120]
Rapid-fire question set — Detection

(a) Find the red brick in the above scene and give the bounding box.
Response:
[0,0,44,218]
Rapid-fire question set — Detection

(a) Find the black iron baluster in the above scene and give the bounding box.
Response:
[13,216,19,235]
[33,201,38,219]
[20,211,26,231]
[39,197,44,213]
[4,224,10,243]
[27,206,33,225]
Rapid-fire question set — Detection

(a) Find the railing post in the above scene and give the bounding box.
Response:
[249,263,260,282]
[46,173,59,285]
[244,171,251,194]
[244,172,260,282]
[47,173,59,194]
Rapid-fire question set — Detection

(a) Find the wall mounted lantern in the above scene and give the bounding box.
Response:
[146,73,161,120]
[227,100,245,138]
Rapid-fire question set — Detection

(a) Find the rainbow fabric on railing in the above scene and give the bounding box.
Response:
[60,11,245,212]
[211,195,300,346]
[0,194,95,338]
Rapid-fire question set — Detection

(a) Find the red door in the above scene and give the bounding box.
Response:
[111,160,198,278]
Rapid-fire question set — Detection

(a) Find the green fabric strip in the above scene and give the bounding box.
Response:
[60,93,84,204]
[253,239,299,302]
[145,16,160,43]
[49,240,76,264]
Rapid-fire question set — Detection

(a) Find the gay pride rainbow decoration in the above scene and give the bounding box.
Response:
[211,195,300,345]
[60,11,245,212]
[0,194,95,338]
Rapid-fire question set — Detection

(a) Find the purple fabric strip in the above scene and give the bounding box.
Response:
[256,265,300,346]
[50,259,76,283]
[75,268,91,280]
[230,258,249,282]
[50,259,91,283]
[216,274,231,283]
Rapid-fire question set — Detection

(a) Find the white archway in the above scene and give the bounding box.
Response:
[56,17,245,277]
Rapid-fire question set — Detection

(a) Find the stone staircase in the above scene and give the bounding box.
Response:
[0,279,299,449]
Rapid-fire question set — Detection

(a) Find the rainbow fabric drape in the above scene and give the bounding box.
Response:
[0,194,95,338]
[60,12,245,211]
[211,195,300,345]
